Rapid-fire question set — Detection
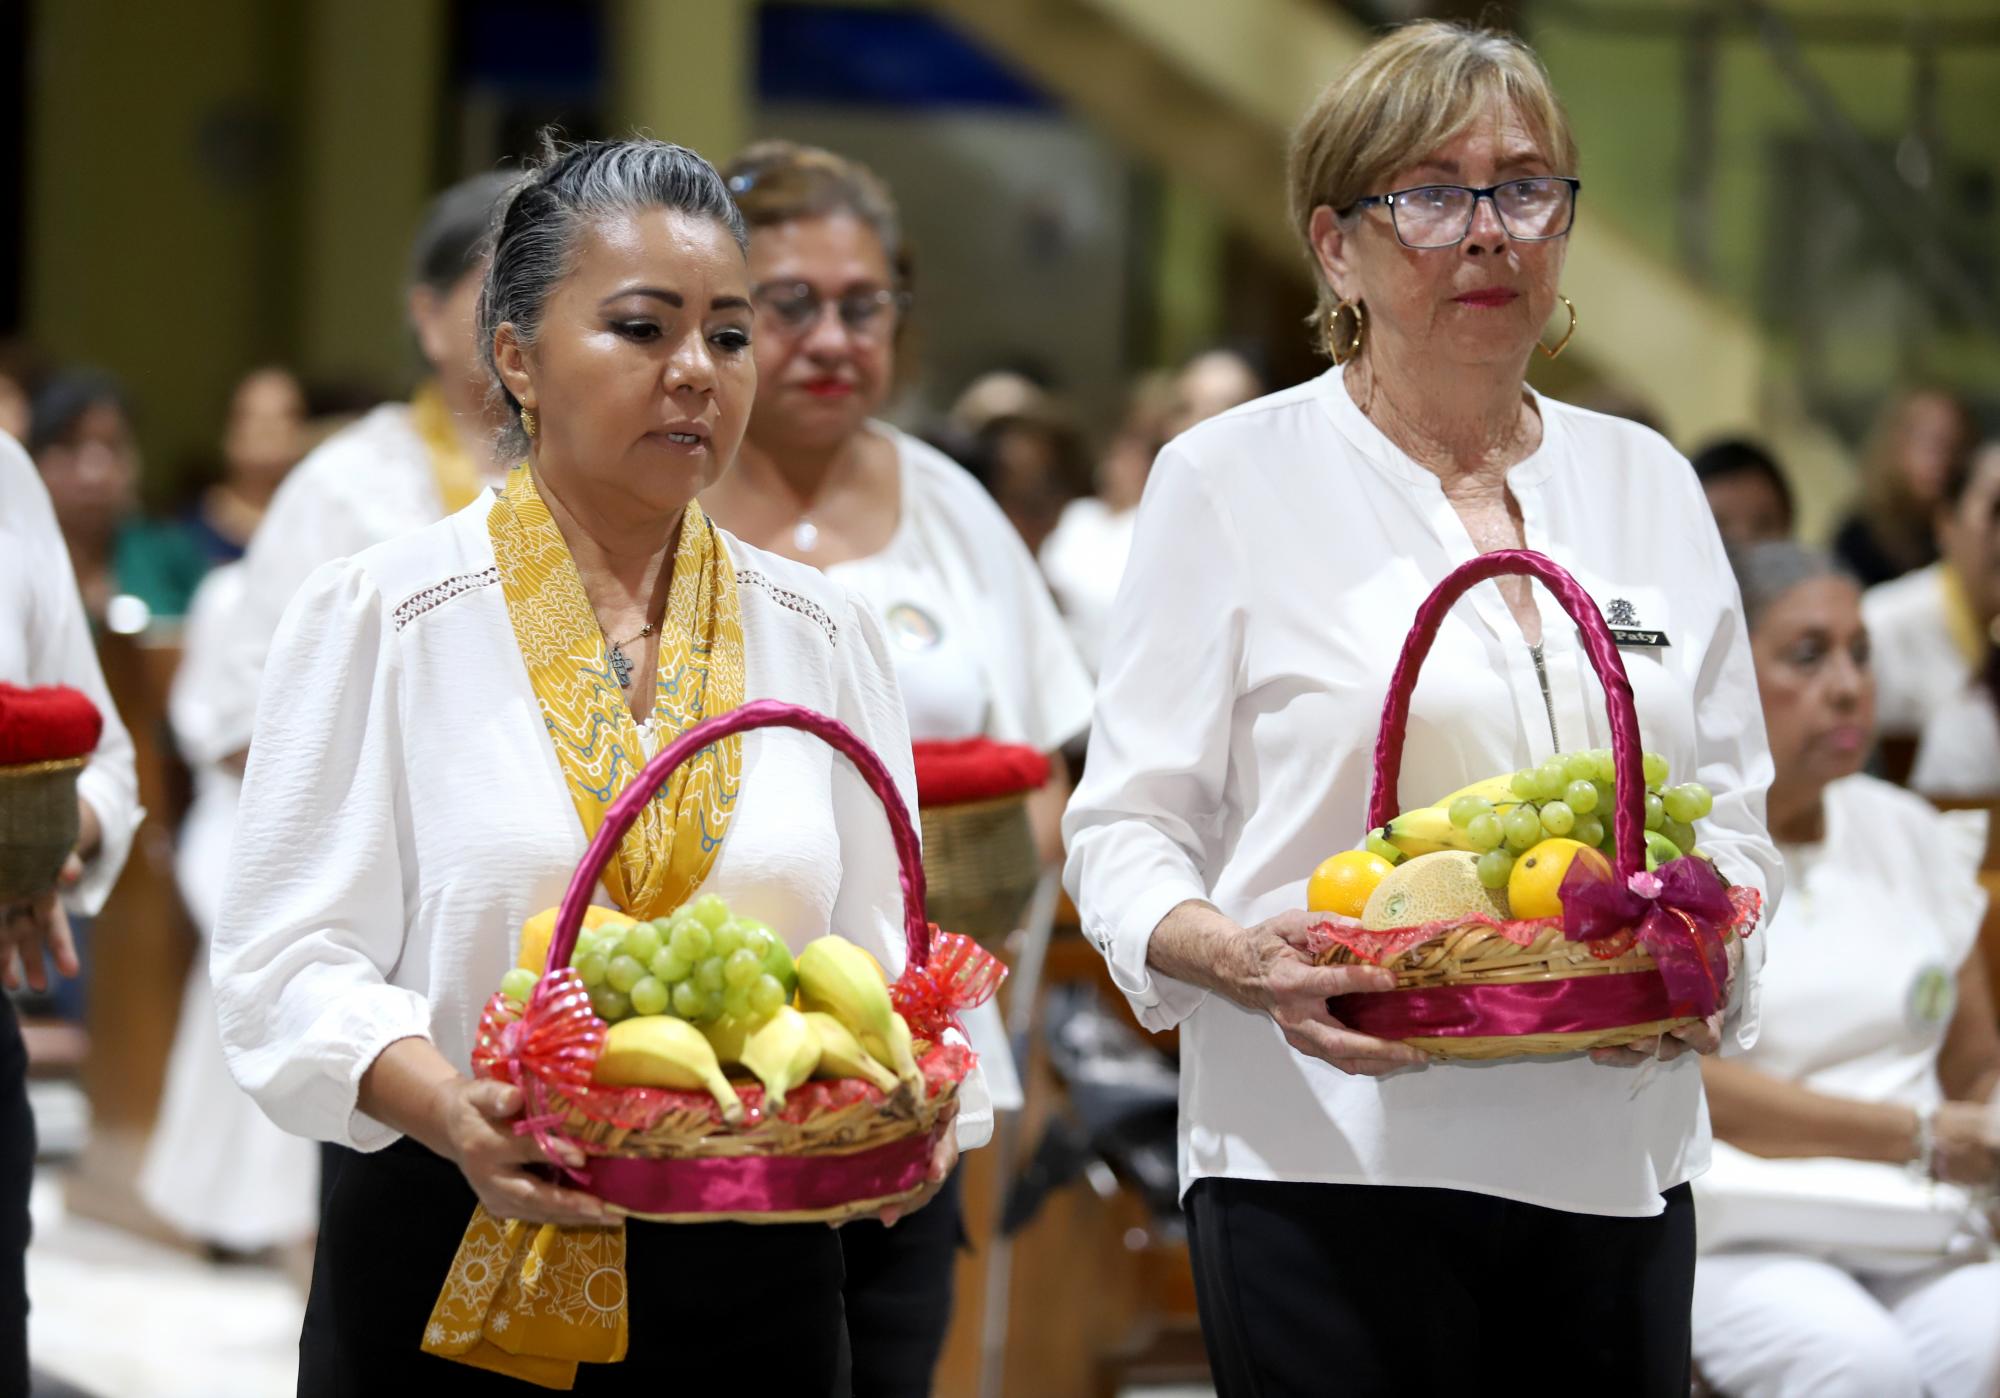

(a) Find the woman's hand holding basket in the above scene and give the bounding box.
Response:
[1,850,81,993]
[1151,903,1432,1077]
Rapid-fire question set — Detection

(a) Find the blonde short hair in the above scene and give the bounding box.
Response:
[1288,21,1578,358]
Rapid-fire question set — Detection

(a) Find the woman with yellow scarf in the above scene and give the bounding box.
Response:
[212,137,982,1394]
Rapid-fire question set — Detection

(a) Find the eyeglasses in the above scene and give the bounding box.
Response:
[1342,176,1581,250]
[752,281,909,339]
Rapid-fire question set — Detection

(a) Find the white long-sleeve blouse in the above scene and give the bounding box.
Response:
[212,491,990,1154]
[0,432,141,914]
[1063,367,1782,1217]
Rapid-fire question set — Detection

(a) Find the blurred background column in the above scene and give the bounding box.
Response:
[28,0,291,487]
[298,0,446,391]
[609,0,751,163]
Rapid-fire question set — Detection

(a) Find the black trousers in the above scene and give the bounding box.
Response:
[304,1139,848,1397]
[1184,1176,1696,1398]
[836,1168,962,1397]
[0,996,31,1398]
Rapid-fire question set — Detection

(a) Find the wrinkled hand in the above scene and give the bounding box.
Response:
[1588,1012,1723,1067]
[1,854,83,993]
[435,1078,618,1228]
[1247,910,1431,1077]
[1930,1101,2000,1189]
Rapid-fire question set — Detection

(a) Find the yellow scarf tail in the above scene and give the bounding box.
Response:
[410,381,487,517]
[424,467,745,1387]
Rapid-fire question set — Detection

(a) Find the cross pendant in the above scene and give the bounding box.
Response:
[608,642,633,690]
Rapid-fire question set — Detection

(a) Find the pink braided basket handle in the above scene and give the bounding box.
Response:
[543,699,930,975]
[1367,550,1646,882]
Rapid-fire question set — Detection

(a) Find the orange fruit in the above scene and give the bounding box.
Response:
[1307,850,1395,918]
[1506,839,1612,921]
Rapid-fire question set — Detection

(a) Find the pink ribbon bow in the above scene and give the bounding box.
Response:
[471,968,607,1182]
[1559,854,1737,1018]
[891,928,1007,1043]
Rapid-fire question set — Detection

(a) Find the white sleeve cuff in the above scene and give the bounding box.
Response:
[1089,881,1210,1032]
[1720,919,1763,1055]
[946,1024,996,1151]
[65,770,142,918]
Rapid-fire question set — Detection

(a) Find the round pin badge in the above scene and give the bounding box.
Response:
[885,602,942,651]
[1906,962,1958,1033]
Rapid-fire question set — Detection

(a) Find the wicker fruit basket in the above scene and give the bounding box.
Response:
[0,684,102,903]
[472,699,1000,1224]
[1315,550,1759,1060]
[913,738,1050,946]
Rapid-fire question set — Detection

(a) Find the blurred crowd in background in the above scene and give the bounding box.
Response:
[7,3,2000,1396]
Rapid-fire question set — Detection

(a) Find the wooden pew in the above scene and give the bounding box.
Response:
[932,909,1204,1398]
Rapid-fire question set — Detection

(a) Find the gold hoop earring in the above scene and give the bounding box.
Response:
[1537,296,1576,361]
[1329,298,1366,366]
[519,405,538,440]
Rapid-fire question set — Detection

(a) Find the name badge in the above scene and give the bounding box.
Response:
[1604,597,1670,649]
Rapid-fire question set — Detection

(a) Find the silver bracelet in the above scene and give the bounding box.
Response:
[1908,1106,1936,1184]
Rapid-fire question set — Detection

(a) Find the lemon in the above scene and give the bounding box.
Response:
[1307,849,1395,918]
[517,904,627,972]
[1506,839,1612,921]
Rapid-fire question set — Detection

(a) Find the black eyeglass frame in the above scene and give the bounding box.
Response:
[1340,176,1582,249]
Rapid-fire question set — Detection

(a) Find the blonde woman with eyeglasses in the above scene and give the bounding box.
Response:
[1063,22,1781,1395]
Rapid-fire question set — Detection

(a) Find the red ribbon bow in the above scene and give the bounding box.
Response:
[471,968,606,1181]
[891,928,1007,1043]
[1559,854,1737,1018]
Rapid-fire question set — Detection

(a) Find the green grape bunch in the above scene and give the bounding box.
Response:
[1447,748,1714,865]
[497,892,797,1029]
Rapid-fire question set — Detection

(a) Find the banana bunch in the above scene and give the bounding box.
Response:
[1371,772,1521,862]
[594,1015,746,1125]
[797,935,925,1100]
[582,930,927,1123]
[803,1012,903,1097]
[738,1006,822,1113]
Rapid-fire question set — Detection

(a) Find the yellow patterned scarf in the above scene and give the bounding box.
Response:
[410,381,487,516]
[422,465,745,1389]
[1940,563,1985,670]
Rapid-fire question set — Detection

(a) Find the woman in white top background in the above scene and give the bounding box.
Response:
[1692,541,2000,1398]
[1864,441,2000,798]
[138,554,321,1258]
[1063,22,1780,1397]
[700,139,1094,1398]
[204,171,518,771]
[1,431,140,1395]
[214,137,976,1393]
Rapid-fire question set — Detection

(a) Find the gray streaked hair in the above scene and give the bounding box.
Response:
[477,134,749,459]
[1726,539,1856,631]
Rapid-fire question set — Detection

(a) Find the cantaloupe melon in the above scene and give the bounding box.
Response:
[1360,851,1512,930]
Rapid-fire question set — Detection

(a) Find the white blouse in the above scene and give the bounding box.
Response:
[1862,563,2000,797]
[824,427,1097,1112]
[0,432,140,914]
[1040,495,1140,677]
[168,562,249,936]
[212,492,991,1154]
[1695,774,1989,1256]
[826,427,1095,751]
[1863,564,1964,740]
[203,403,452,763]
[1064,367,1783,1218]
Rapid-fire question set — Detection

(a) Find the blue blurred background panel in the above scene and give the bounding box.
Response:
[757,4,1052,111]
